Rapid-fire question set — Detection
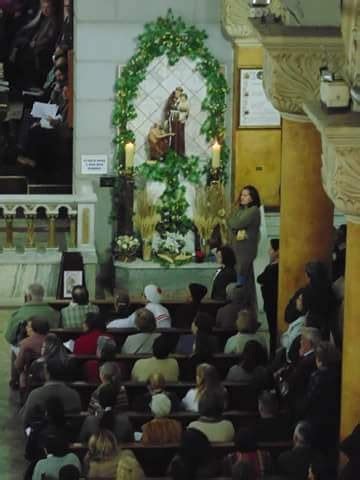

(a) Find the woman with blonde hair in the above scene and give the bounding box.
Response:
[224,309,267,355]
[182,363,226,412]
[116,450,145,480]
[85,430,120,479]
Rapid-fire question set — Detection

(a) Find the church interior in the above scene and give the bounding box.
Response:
[0,0,360,479]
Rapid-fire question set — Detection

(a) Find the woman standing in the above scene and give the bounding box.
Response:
[228,185,261,285]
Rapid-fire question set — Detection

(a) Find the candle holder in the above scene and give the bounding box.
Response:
[124,167,135,178]
[209,167,220,183]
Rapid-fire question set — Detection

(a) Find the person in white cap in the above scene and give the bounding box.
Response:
[107,284,171,329]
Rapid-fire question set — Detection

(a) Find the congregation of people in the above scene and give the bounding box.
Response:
[3,185,356,479]
[0,0,73,183]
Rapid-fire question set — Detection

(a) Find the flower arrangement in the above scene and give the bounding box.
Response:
[114,235,140,261]
[155,233,192,267]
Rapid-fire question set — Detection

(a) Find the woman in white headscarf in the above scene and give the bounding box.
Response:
[107,284,171,329]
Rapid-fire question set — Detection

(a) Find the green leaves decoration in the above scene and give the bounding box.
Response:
[113,9,229,234]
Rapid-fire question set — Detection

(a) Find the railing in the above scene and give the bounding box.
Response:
[0,185,97,253]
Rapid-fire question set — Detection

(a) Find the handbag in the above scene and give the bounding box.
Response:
[236,229,247,241]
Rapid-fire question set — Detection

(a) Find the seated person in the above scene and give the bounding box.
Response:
[59,465,81,480]
[176,311,218,356]
[172,282,208,328]
[222,428,272,477]
[73,312,111,356]
[79,383,133,445]
[278,421,322,480]
[15,316,49,388]
[131,335,179,382]
[8,0,60,89]
[224,309,267,355]
[278,292,308,363]
[31,434,81,480]
[141,391,182,444]
[211,245,237,301]
[339,423,360,480]
[132,372,181,413]
[188,390,235,442]
[169,428,221,479]
[182,363,226,413]
[216,282,251,330]
[21,360,81,428]
[82,335,119,383]
[84,430,120,479]
[113,289,132,319]
[253,390,292,443]
[274,327,321,405]
[296,342,341,450]
[108,284,171,329]
[88,361,129,415]
[5,283,60,347]
[29,332,72,383]
[116,449,145,480]
[121,308,160,354]
[226,340,267,386]
[24,396,72,463]
[61,285,99,329]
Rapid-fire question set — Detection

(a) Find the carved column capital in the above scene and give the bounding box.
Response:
[304,102,360,223]
[250,20,344,115]
[221,0,259,44]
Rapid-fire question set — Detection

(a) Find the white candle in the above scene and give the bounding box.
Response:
[117,64,122,78]
[212,141,221,169]
[125,142,135,169]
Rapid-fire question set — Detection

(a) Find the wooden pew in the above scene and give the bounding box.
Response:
[70,352,240,380]
[65,410,261,435]
[30,381,260,411]
[70,441,292,476]
[48,298,226,327]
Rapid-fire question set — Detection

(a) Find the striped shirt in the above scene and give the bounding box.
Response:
[61,303,99,329]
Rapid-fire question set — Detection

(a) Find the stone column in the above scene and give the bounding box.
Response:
[304,100,360,439]
[248,20,343,330]
[341,221,360,438]
[278,118,334,329]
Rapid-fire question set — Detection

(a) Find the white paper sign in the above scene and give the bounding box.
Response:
[239,69,281,127]
[81,154,108,175]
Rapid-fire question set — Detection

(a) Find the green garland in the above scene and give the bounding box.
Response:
[113,9,229,233]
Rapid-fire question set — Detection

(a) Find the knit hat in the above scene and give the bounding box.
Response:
[150,392,171,417]
[189,283,208,303]
[144,284,162,304]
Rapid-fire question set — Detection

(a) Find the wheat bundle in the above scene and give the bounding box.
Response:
[193,184,230,244]
[133,189,160,241]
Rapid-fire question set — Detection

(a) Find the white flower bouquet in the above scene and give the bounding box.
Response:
[114,235,140,261]
[155,233,192,267]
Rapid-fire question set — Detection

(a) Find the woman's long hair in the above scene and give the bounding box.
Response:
[235,185,261,208]
[195,363,221,400]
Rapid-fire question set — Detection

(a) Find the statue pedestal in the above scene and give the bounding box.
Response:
[114,259,219,298]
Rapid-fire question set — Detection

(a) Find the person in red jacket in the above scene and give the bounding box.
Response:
[73,313,110,356]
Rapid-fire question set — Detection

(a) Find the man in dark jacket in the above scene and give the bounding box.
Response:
[257,238,279,356]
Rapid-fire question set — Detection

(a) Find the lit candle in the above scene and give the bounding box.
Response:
[125,142,135,169]
[212,141,221,169]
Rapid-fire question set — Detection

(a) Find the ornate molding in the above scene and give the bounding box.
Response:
[304,102,360,220]
[221,0,258,42]
[250,20,344,115]
[342,0,360,85]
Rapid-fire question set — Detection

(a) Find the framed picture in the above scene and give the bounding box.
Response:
[239,68,281,128]
[63,270,83,298]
